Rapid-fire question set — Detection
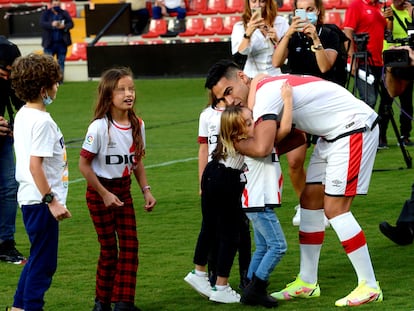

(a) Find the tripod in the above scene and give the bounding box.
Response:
[346,50,373,100]
[346,51,412,169]
[381,100,412,169]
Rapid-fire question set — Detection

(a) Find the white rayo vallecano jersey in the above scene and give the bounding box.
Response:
[254,74,378,141]
[242,153,283,208]
[81,117,145,179]
[242,96,283,208]
[198,106,224,161]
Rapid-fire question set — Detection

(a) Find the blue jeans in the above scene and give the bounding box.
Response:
[152,6,186,19]
[13,203,59,311]
[246,209,287,281]
[0,135,18,242]
[44,43,67,75]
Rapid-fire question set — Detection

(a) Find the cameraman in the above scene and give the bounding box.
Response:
[0,36,26,264]
[379,45,414,246]
[379,0,414,147]
[384,45,414,96]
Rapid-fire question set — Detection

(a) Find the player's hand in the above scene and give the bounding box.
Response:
[0,116,11,136]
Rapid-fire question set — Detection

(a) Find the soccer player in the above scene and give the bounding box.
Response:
[205,60,382,307]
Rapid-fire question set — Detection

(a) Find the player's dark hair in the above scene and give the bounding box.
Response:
[204,59,240,90]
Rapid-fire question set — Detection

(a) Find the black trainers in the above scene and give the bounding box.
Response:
[379,222,414,246]
[113,302,142,311]
[0,240,26,265]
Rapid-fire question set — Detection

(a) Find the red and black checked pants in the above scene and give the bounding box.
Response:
[86,176,139,304]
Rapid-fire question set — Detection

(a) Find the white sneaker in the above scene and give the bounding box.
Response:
[209,285,241,303]
[292,205,330,228]
[184,270,213,298]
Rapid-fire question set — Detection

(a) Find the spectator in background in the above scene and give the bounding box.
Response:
[120,0,150,35]
[272,0,346,86]
[231,0,289,77]
[342,0,392,109]
[152,0,186,32]
[378,0,414,148]
[0,36,26,265]
[40,0,74,79]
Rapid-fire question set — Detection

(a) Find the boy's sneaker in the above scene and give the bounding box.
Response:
[184,270,213,298]
[335,281,383,307]
[271,275,320,300]
[0,240,26,265]
[209,285,240,303]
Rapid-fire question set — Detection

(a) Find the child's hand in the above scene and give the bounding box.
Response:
[281,81,292,103]
[102,192,124,208]
[143,191,157,212]
[48,200,72,221]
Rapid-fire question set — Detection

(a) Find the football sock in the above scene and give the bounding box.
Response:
[330,212,378,289]
[299,208,325,284]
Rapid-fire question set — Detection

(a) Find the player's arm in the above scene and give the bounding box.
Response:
[235,117,277,157]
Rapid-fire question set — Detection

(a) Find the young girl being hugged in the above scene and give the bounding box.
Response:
[190,105,254,304]
[79,67,156,311]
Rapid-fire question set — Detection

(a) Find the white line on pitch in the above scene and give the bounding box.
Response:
[68,157,197,185]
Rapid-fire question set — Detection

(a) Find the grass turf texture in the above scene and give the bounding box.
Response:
[1,78,414,310]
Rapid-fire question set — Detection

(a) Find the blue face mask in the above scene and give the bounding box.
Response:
[306,12,318,25]
[42,91,53,106]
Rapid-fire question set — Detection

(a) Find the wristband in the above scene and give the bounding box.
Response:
[142,185,151,193]
[244,33,251,39]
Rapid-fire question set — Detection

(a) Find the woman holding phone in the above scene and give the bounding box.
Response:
[231,0,289,78]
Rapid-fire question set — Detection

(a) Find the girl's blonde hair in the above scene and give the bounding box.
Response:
[213,105,250,160]
[94,67,144,161]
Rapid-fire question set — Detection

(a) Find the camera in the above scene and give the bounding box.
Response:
[383,32,414,67]
[353,32,369,52]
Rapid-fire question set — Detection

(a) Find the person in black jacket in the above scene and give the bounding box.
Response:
[40,0,74,78]
[0,36,26,265]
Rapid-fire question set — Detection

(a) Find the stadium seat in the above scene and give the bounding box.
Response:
[322,0,341,9]
[142,19,168,38]
[217,14,241,35]
[278,0,293,11]
[226,0,244,13]
[338,0,352,8]
[187,0,207,15]
[61,1,77,18]
[202,16,224,35]
[146,39,165,44]
[199,0,226,14]
[324,11,342,28]
[178,17,205,36]
[66,42,87,61]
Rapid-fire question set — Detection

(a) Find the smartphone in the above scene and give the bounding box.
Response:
[295,8,306,31]
[252,7,262,18]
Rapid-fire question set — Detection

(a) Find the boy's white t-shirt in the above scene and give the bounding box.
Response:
[14,106,68,206]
